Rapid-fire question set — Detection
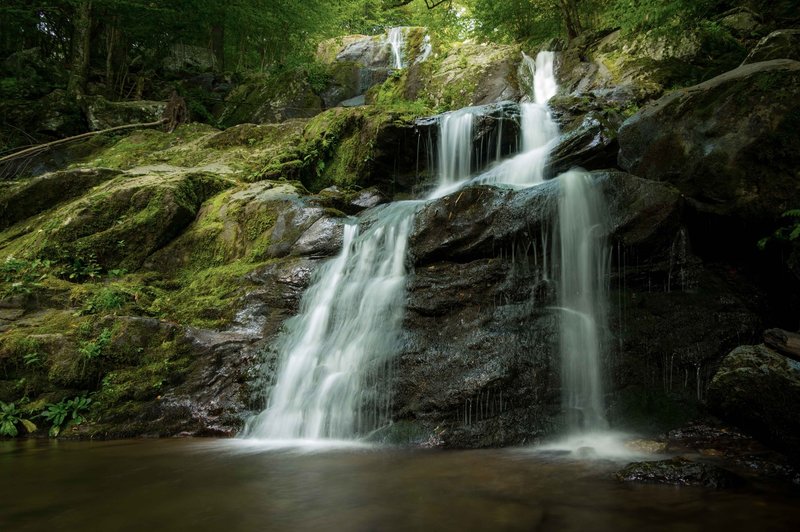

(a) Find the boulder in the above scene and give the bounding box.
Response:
[84,96,166,131]
[24,171,232,271]
[708,344,800,457]
[743,29,800,64]
[218,72,323,127]
[615,457,742,488]
[403,41,523,109]
[557,27,746,105]
[618,59,800,252]
[546,112,620,176]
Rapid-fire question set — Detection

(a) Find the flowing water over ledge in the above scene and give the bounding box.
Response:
[2,440,799,531]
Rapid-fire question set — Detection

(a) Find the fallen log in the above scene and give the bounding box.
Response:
[0,118,167,166]
[764,328,800,363]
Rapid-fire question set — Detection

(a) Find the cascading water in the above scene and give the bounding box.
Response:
[243,49,613,447]
[557,169,610,433]
[476,52,560,187]
[387,27,405,69]
[242,202,419,440]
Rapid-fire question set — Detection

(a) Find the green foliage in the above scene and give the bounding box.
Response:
[604,0,718,35]
[0,401,36,437]
[0,257,51,296]
[81,286,129,315]
[758,209,800,250]
[79,328,113,363]
[40,396,91,437]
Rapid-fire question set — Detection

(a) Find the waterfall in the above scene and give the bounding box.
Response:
[387,27,405,69]
[436,108,476,190]
[242,50,605,445]
[476,52,559,187]
[557,169,609,433]
[242,202,419,440]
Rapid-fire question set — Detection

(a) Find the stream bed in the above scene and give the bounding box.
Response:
[2,439,799,531]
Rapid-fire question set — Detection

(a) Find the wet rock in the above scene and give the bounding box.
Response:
[743,29,800,64]
[707,344,800,458]
[615,457,743,488]
[291,216,345,257]
[618,59,800,256]
[625,439,667,454]
[546,113,620,177]
[399,170,761,446]
[311,186,388,215]
[410,171,681,265]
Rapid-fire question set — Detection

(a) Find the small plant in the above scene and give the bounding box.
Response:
[0,257,51,296]
[23,351,41,367]
[41,396,91,437]
[79,328,113,360]
[0,401,37,437]
[758,209,800,250]
[81,287,128,315]
[78,328,113,375]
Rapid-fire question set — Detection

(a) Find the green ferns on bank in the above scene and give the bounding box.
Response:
[0,396,91,438]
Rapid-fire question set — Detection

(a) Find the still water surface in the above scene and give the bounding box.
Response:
[1,439,798,531]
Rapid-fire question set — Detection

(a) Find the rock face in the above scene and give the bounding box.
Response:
[708,344,800,457]
[390,171,760,446]
[743,29,800,64]
[84,96,166,131]
[618,59,800,251]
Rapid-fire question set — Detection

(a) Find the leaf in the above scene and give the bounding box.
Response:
[1,421,18,437]
[20,419,37,433]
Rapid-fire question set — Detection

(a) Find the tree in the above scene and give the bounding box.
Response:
[66,0,92,100]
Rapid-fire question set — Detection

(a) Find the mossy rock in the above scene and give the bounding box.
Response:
[1,170,232,272]
[0,168,121,230]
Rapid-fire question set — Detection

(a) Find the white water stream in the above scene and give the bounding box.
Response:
[242,202,419,440]
[557,169,610,432]
[387,27,405,69]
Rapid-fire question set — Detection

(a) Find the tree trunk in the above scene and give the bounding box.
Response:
[211,22,225,73]
[559,0,583,41]
[67,0,93,100]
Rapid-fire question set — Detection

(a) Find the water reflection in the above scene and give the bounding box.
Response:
[1,439,799,531]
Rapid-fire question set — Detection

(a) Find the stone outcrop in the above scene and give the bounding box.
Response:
[618,59,800,254]
[708,344,800,457]
[743,29,800,64]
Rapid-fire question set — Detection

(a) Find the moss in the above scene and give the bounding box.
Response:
[150,261,263,329]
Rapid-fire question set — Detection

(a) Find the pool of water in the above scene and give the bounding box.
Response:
[1,439,798,531]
